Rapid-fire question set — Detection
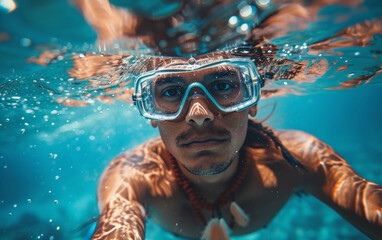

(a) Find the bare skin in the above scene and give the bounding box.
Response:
[91,72,382,239]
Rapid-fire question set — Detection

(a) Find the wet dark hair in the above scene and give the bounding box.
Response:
[132,52,238,72]
[245,118,305,171]
[126,51,265,90]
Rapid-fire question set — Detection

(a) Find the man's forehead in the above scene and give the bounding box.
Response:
[147,52,236,70]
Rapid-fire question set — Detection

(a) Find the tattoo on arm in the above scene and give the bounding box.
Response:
[91,194,146,240]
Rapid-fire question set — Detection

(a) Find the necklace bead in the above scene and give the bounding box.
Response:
[168,152,249,226]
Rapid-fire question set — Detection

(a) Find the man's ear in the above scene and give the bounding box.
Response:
[249,105,257,117]
[150,120,158,128]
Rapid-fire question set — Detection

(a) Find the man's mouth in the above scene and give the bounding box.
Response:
[176,126,232,150]
[180,138,227,150]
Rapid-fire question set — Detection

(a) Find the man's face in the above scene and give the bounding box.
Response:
[152,69,256,176]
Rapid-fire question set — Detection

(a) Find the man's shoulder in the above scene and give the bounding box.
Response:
[97,137,173,205]
[275,129,321,154]
[275,129,316,142]
[107,136,167,172]
[243,127,315,189]
[246,121,318,153]
[274,129,332,170]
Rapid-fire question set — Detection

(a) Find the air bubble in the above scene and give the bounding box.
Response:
[113,43,120,49]
[255,0,270,7]
[240,23,249,32]
[20,38,32,47]
[228,16,239,26]
[239,5,255,18]
[201,35,211,42]
[159,40,167,48]
[166,28,176,37]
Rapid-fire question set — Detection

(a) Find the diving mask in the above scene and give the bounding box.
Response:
[132,58,262,121]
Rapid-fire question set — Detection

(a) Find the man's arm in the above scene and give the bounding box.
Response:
[92,194,146,240]
[91,153,148,240]
[278,130,382,239]
[91,140,174,240]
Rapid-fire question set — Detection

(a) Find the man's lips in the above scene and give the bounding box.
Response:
[180,137,228,149]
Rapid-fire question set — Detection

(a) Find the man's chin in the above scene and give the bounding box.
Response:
[183,158,234,176]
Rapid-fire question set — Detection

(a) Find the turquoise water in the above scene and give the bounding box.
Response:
[0,0,382,239]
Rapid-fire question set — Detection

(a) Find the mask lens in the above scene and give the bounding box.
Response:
[152,73,186,114]
[204,65,249,107]
[150,65,251,114]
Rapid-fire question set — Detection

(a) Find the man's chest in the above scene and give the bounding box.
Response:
[147,174,296,239]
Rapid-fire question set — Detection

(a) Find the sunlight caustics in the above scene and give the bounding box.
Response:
[188,102,209,117]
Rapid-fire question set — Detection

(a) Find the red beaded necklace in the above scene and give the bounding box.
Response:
[168,153,249,226]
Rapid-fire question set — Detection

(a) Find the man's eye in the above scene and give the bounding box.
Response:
[163,87,183,97]
[213,82,231,91]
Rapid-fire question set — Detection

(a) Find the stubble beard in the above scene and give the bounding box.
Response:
[182,152,237,176]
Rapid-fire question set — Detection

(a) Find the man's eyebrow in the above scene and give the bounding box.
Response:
[203,69,237,81]
[154,76,186,85]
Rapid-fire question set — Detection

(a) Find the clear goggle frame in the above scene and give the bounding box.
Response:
[132,58,263,121]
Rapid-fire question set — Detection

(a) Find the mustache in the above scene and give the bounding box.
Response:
[175,126,231,146]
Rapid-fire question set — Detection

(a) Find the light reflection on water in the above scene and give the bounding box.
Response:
[0,0,381,239]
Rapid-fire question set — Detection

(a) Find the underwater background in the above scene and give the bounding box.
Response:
[0,0,382,239]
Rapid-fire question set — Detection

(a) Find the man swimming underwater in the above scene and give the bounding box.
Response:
[90,53,382,240]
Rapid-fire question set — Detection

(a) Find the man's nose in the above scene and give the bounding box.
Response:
[185,98,214,126]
